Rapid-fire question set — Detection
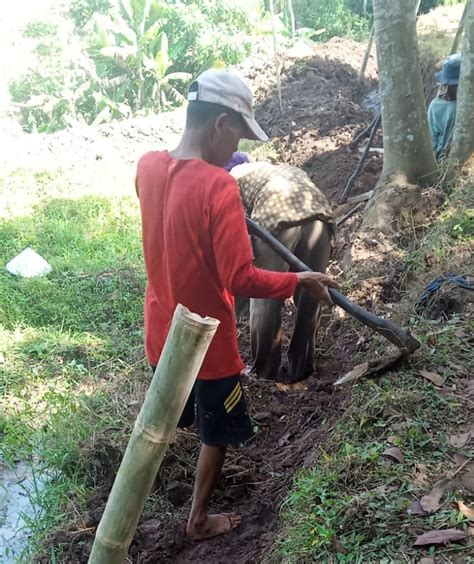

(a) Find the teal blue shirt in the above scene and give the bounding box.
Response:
[428,97,457,160]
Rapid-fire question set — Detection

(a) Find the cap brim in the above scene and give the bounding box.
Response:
[242,114,268,142]
[435,70,459,85]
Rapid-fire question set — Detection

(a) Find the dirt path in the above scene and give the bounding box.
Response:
[35,37,388,564]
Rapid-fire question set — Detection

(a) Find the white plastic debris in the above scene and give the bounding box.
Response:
[6,248,52,278]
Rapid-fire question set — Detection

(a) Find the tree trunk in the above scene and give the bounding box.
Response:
[373,0,437,186]
[449,0,474,168]
[88,305,219,564]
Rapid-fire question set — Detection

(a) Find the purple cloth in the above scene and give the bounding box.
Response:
[224,152,249,172]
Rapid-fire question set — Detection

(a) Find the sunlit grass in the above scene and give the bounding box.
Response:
[0,188,148,558]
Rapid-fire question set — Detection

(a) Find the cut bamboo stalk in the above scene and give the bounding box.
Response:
[88,304,219,564]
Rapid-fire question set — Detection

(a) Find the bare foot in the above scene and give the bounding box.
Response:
[186,512,242,541]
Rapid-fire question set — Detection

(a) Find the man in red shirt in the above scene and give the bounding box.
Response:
[136,70,338,541]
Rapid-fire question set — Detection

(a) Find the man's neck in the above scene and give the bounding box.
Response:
[170,129,209,162]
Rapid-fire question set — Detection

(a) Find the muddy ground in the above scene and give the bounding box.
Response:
[37,37,392,564]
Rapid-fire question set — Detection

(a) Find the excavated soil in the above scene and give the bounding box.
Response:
[40,37,387,563]
[46,310,354,564]
[250,37,382,202]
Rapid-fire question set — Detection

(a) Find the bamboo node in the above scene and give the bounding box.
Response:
[134,419,170,444]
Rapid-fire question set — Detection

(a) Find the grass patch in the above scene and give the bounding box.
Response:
[279,178,474,562]
[0,192,148,559]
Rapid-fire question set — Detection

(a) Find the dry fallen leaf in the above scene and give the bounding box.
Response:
[387,435,401,445]
[419,559,435,564]
[420,479,451,514]
[253,411,271,422]
[334,350,401,387]
[414,463,430,486]
[331,536,347,555]
[454,453,469,466]
[408,499,428,516]
[449,432,471,448]
[458,500,474,521]
[466,380,474,396]
[419,369,444,387]
[413,528,466,546]
[382,446,405,464]
[278,431,293,447]
[334,362,369,386]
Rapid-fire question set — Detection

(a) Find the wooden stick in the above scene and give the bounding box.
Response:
[287,0,296,38]
[339,112,381,204]
[269,0,283,113]
[450,2,468,55]
[88,305,219,564]
[351,112,380,148]
[358,24,375,85]
[336,202,365,227]
[246,218,421,355]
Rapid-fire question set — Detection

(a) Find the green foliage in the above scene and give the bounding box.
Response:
[23,20,58,38]
[280,178,473,562]
[87,0,192,116]
[293,0,370,42]
[9,1,257,132]
[70,0,113,28]
[419,0,463,13]
[160,0,254,75]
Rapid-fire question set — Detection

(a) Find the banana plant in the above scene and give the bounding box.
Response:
[88,0,191,112]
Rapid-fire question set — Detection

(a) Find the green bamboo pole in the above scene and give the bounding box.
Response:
[88,304,219,564]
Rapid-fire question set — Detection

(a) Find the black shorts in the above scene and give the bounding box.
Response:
[150,369,255,447]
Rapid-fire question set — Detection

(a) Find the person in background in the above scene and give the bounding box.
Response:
[428,53,461,161]
[228,157,335,383]
[135,70,338,541]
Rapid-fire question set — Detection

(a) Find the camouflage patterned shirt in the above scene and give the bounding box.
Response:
[230,162,335,234]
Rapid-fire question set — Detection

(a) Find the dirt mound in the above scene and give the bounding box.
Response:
[251,37,382,202]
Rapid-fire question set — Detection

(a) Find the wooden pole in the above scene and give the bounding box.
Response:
[450,2,468,55]
[358,24,375,86]
[287,0,296,38]
[269,0,283,113]
[88,304,219,564]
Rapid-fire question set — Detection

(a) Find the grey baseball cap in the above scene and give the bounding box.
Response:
[187,69,268,141]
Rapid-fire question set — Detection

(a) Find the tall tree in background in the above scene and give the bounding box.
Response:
[449,0,474,168]
[373,0,437,186]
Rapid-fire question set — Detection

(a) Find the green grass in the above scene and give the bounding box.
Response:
[279,179,474,562]
[0,191,148,559]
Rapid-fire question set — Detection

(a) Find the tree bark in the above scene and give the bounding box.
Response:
[449,0,474,168]
[373,0,437,186]
[88,305,219,564]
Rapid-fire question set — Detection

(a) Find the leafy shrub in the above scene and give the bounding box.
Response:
[23,20,58,38]
[70,0,112,28]
[419,0,463,13]
[293,0,370,42]
[161,0,255,75]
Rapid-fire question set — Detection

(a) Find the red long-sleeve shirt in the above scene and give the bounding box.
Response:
[136,151,298,379]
